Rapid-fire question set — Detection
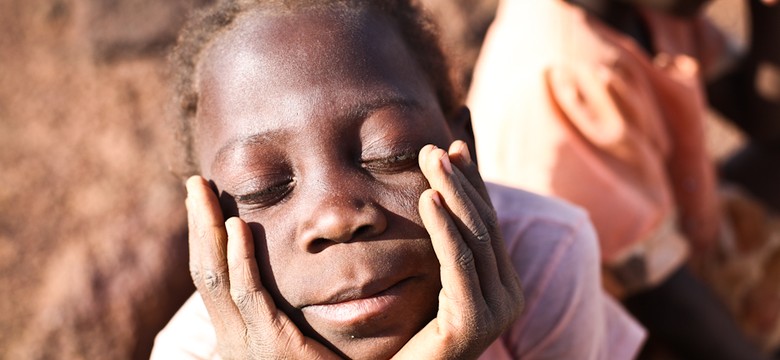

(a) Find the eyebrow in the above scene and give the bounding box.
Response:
[211,130,285,174]
[211,95,421,168]
[342,95,420,122]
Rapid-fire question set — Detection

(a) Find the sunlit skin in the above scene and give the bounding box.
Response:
[186,5,522,360]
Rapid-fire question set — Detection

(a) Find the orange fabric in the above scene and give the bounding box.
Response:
[468,0,721,290]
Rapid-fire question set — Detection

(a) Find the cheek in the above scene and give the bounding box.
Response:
[245,171,434,308]
[379,171,430,230]
[246,219,299,309]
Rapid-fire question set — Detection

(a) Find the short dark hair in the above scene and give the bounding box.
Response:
[171,0,460,173]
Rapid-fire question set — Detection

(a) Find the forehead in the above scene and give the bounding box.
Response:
[193,7,440,165]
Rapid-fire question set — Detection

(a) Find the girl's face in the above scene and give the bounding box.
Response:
[193,8,454,359]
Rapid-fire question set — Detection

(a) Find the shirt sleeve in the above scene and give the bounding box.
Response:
[498,215,645,360]
[150,292,221,360]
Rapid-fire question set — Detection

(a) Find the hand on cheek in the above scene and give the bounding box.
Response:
[185,140,524,360]
[186,176,339,360]
[394,141,525,359]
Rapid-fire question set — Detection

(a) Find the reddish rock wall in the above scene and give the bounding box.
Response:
[0,1,210,358]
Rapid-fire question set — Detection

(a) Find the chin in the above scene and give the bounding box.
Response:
[301,307,434,359]
[292,273,440,358]
[328,334,411,360]
[298,298,437,359]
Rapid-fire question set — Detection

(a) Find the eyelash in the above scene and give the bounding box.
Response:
[233,150,417,208]
[235,177,294,208]
[361,150,418,174]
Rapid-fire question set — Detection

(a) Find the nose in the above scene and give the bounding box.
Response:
[298,186,388,253]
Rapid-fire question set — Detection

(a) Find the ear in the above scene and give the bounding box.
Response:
[447,106,478,165]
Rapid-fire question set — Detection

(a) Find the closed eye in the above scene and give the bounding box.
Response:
[234,178,295,208]
[361,150,418,175]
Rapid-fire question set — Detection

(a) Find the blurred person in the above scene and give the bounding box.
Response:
[468,0,779,358]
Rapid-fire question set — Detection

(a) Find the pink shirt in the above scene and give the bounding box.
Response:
[151,183,645,359]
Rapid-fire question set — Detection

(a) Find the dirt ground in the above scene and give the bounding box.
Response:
[0,0,751,359]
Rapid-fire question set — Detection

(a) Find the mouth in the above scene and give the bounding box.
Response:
[301,277,414,327]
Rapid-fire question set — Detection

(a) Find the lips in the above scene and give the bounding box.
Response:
[301,277,412,327]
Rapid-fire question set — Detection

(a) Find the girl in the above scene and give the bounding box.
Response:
[152,0,644,358]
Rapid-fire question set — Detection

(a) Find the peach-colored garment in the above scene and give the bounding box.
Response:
[468,0,722,293]
[151,183,645,359]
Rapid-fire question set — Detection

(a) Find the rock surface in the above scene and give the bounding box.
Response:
[0,1,209,358]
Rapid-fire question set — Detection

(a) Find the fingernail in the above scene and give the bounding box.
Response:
[458,141,472,164]
[431,191,442,207]
[185,175,200,195]
[420,144,435,165]
[440,153,453,175]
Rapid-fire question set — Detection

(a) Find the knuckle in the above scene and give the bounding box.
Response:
[189,266,203,283]
[203,269,228,293]
[230,288,253,310]
[455,249,476,271]
[474,226,491,244]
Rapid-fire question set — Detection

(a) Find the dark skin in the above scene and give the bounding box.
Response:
[186,7,523,360]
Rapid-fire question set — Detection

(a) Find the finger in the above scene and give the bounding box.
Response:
[186,188,200,278]
[419,145,503,302]
[447,140,493,207]
[418,189,483,310]
[186,176,245,340]
[447,142,520,293]
[187,176,230,294]
[225,217,279,328]
[224,217,340,358]
[446,142,499,248]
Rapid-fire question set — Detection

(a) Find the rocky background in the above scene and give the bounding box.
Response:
[0,1,210,358]
[0,0,747,359]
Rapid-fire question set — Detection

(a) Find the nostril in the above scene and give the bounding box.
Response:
[353,224,373,239]
[308,238,332,253]
[307,225,375,253]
